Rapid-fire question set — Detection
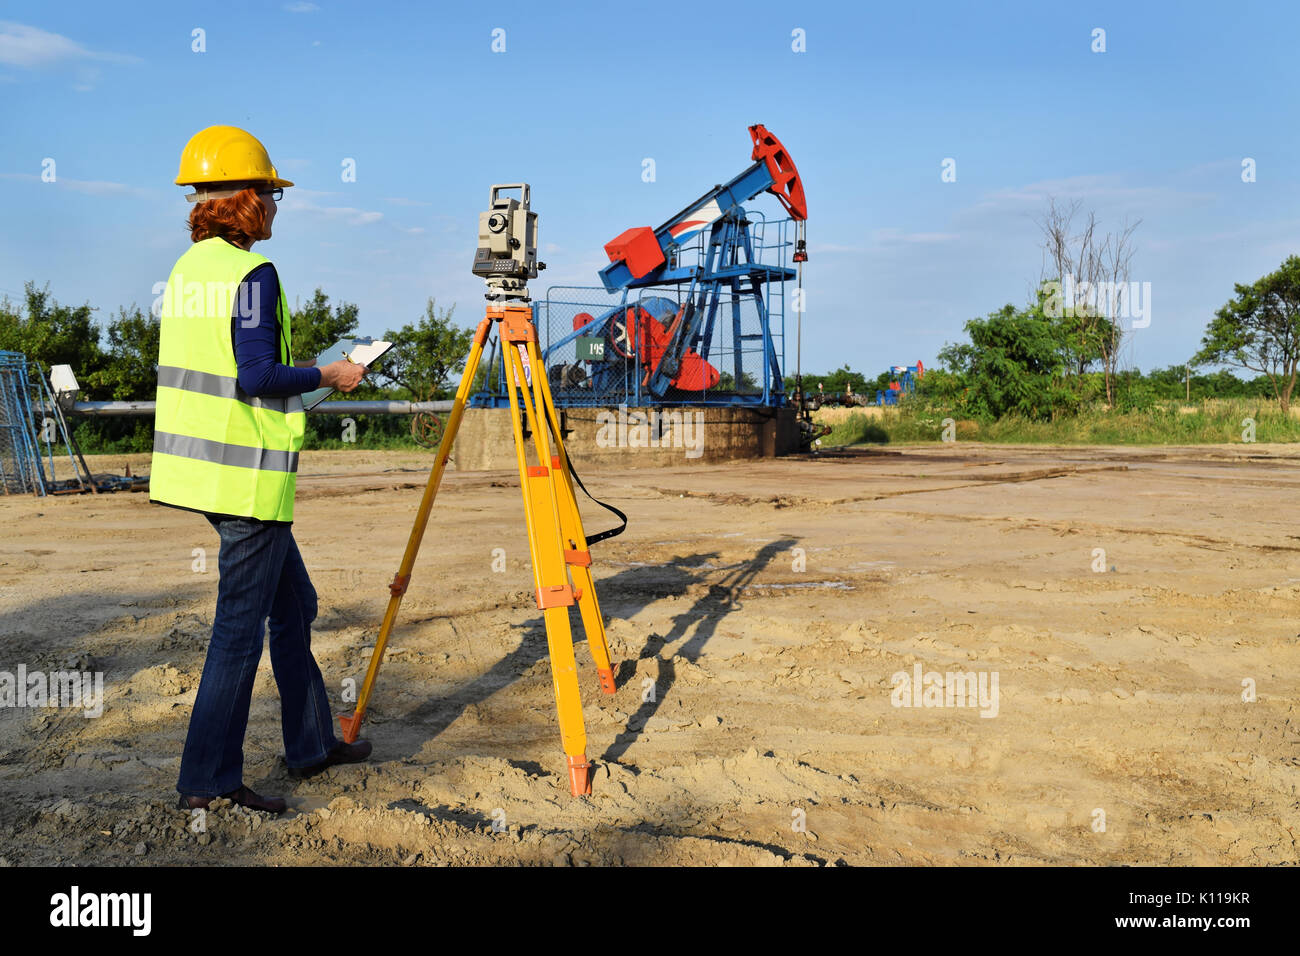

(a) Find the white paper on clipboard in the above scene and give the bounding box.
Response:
[300,336,394,410]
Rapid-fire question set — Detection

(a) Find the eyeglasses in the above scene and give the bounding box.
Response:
[258,187,284,202]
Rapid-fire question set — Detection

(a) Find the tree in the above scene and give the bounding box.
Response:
[938,300,1075,420]
[378,298,475,400]
[1037,198,1140,405]
[290,288,359,363]
[1195,256,1300,411]
[87,305,160,400]
[803,364,869,396]
[0,282,103,388]
[711,370,759,392]
[1096,218,1140,405]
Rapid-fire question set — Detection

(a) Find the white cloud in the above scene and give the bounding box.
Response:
[334,208,384,225]
[382,196,431,207]
[280,193,384,225]
[0,171,151,197]
[281,189,433,233]
[61,178,151,197]
[0,21,138,69]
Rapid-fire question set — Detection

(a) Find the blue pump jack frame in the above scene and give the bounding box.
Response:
[645,209,791,404]
[472,153,797,409]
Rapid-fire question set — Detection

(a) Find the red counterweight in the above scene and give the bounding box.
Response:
[604,226,665,280]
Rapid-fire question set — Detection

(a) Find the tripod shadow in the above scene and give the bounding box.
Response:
[600,536,796,764]
[390,537,794,767]
[391,549,717,759]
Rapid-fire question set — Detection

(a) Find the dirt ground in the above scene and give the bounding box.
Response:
[2,442,1298,866]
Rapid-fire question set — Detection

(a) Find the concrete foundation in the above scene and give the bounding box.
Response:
[451,405,798,471]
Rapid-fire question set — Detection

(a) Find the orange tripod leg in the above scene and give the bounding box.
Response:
[530,340,618,695]
[338,318,491,743]
[500,311,593,796]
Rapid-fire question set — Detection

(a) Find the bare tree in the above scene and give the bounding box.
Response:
[1097,219,1140,405]
[1038,198,1100,377]
[1036,198,1141,405]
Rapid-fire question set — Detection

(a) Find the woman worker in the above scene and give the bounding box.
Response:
[151,125,371,813]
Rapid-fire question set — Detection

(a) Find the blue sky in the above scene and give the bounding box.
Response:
[1,0,1296,378]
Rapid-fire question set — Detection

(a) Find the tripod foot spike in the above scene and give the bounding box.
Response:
[597,666,617,695]
[338,713,361,744]
[567,755,592,796]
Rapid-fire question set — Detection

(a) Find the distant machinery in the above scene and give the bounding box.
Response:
[877,361,923,406]
[472,124,807,409]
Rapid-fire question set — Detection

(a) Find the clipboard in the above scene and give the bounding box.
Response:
[301,336,394,410]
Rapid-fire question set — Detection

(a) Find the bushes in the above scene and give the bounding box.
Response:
[937,301,1081,421]
[816,398,1300,446]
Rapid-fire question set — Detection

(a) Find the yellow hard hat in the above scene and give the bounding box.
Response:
[175,125,294,189]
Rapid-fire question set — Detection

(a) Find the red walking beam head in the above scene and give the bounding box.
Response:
[748,124,808,221]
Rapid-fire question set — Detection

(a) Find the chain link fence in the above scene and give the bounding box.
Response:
[0,351,44,495]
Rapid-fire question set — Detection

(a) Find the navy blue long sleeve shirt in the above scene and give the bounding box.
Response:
[232,263,323,397]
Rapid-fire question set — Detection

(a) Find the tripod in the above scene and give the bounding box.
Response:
[337,301,619,796]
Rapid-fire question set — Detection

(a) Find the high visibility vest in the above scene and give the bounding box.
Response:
[150,237,306,521]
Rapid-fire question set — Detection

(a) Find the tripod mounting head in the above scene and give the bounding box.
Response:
[473,183,546,303]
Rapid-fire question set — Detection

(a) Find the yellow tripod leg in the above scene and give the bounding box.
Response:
[528,339,617,695]
[338,317,491,743]
[500,310,593,795]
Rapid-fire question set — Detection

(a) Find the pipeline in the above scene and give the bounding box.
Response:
[47,400,456,417]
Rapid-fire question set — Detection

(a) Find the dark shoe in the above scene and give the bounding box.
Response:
[176,784,287,814]
[287,739,372,779]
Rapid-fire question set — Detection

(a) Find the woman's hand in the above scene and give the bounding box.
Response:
[319,360,367,393]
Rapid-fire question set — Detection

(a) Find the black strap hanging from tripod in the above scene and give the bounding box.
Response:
[566,456,627,545]
[547,416,627,545]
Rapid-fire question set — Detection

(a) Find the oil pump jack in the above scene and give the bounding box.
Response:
[475,124,808,417]
[593,123,806,402]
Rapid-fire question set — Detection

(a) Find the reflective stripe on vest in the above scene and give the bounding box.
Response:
[153,431,300,472]
[156,365,305,414]
[149,237,305,521]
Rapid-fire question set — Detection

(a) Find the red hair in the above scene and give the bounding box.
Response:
[188,187,267,246]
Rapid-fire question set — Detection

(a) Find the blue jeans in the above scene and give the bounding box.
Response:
[177,516,339,797]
